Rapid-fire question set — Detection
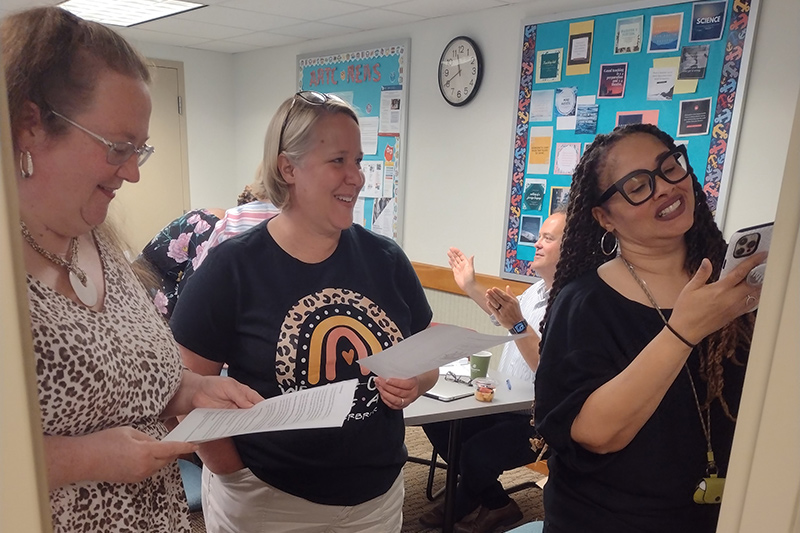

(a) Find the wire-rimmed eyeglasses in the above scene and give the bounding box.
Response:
[595,145,693,206]
[444,371,473,386]
[50,110,154,167]
[278,91,344,151]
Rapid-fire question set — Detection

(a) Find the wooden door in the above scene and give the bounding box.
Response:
[110,59,190,256]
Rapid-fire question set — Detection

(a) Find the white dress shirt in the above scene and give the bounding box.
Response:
[496,278,549,384]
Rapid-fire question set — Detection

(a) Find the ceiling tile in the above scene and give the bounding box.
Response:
[322,8,423,30]
[116,26,209,47]
[334,0,408,7]
[271,20,360,40]
[387,0,506,18]
[227,31,306,47]
[187,39,261,53]
[173,5,304,30]
[218,0,362,21]
[137,16,252,39]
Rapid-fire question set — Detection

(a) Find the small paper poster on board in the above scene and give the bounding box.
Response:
[616,109,659,127]
[575,103,599,135]
[519,215,542,246]
[527,126,553,174]
[549,187,570,215]
[677,97,712,136]
[647,67,676,100]
[690,0,727,42]
[566,20,594,76]
[679,45,710,79]
[554,143,582,175]
[536,49,563,83]
[523,178,547,211]
[614,15,643,54]
[555,87,578,130]
[530,89,555,122]
[598,63,627,98]
[648,13,683,53]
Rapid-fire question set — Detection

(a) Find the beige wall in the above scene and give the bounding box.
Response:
[0,50,51,532]
[718,87,800,533]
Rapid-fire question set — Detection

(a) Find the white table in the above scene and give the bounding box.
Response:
[404,371,534,533]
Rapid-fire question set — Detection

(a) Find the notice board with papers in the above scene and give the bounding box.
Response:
[297,40,410,243]
[502,0,759,281]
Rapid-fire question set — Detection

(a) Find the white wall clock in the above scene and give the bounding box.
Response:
[438,36,483,107]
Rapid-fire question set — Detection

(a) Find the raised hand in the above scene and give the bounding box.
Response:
[447,246,476,292]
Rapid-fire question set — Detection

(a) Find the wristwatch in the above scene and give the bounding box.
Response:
[509,319,528,335]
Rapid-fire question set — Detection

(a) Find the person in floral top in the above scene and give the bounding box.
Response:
[136,208,223,319]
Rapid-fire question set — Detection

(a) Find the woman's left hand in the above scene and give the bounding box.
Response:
[192,375,264,410]
[375,376,421,410]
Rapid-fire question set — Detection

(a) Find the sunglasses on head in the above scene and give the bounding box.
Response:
[278,91,345,151]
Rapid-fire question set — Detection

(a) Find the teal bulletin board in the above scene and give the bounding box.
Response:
[502,0,759,281]
[297,40,410,243]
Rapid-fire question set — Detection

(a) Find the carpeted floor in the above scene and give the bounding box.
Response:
[401,426,545,533]
[188,426,545,533]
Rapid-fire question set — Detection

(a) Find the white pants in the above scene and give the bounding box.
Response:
[201,466,404,533]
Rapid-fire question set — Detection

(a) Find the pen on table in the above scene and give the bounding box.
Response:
[506,379,512,390]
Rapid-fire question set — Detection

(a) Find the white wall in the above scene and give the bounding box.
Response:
[129,41,240,210]
[136,0,800,276]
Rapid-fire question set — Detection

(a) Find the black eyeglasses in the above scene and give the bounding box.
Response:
[50,110,154,167]
[444,371,473,385]
[278,91,343,151]
[595,145,692,206]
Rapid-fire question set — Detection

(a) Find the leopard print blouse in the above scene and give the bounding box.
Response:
[27,231,189,532]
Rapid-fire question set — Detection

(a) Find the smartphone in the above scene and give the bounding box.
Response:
[720,222,773,285]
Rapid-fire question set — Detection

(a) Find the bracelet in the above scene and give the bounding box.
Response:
[664,323,696,349]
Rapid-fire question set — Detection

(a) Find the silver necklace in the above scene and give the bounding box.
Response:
[19,221,98,307]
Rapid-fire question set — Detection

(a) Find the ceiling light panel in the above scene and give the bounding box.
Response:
[58,0,206,27]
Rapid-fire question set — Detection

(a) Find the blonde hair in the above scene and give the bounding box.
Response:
[261,93,359,209]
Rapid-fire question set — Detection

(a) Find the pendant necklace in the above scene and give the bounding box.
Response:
[19,221,98,307]
[621,256,724,505]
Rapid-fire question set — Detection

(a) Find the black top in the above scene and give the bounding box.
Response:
[171,222,432,505]
[535,270,748,533]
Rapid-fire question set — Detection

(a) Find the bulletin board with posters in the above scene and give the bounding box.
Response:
[502,0,759,281]
[297,40,410,243]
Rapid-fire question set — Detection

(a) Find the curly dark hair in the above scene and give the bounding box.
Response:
[542,123,754,419]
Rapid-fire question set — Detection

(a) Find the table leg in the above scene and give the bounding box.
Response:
[442,418,462,533]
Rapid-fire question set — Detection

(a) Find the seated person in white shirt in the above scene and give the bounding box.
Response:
[420,211,565,533]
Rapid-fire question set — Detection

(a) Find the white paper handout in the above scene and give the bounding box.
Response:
[357,324,526,379]
[164,379,358,443]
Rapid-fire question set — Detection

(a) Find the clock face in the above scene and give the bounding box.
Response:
[438,36,483,106]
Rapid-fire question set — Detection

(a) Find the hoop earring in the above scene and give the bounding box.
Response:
[600,230,618,256]
[19,150,33,178]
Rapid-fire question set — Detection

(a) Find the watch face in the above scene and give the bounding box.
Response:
[439,36,483,106]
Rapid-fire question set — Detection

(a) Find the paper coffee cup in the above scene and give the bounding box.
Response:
[470,351,492,379]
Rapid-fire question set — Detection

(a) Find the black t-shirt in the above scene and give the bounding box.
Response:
[534,270,747,533]
[171,222,432,505]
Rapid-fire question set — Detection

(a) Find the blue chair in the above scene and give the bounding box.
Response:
[506,521,544,533]
[178,459,203,513]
